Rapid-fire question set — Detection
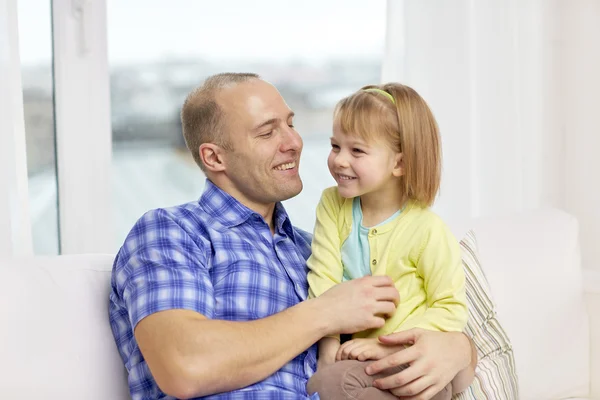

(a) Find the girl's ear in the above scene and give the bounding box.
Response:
[392,153,404,177]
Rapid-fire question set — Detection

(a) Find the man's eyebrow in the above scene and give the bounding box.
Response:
[253,111,295,131]
[253,118,278,131]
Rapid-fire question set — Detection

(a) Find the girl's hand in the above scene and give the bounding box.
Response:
[317,336,341,370]
[336,337,404,362]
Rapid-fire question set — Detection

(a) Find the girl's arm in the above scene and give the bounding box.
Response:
[400,219,468,332]
[452,336,478,393]
[306,188,345,300]
[318,336,341,369]
[306,188,347,366]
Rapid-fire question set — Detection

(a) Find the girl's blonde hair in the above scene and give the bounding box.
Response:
[334,83,441,207]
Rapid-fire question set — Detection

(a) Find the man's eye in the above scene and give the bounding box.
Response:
[260,132,273,138]
[288,124,295,128]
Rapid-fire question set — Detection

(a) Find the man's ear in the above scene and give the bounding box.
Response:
[199,143,227,172]
[392,153,404,177]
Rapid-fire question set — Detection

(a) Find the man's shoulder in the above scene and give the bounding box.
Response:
[116,200,211,261]
[133,200,208,233]
[291,226,313,246]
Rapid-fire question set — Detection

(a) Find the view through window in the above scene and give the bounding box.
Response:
[112,0,386,247]
[18,0,59,255]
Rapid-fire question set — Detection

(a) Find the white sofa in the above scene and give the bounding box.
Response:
[0,208,598,399]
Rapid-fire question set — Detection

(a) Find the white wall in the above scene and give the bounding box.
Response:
[563,0,600,274]
[0,0,33,257]
[384,0,599,272]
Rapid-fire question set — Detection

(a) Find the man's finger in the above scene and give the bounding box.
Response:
[374,301,397,317]
[376,361,422,390]
[365,345,419,375]
[389,380,438,400]
[375,362,430,392]
[378,328,421,346]
[374,287,400,305]
[367,275,395,287]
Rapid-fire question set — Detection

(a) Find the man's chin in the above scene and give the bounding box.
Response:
[277,180,303,202]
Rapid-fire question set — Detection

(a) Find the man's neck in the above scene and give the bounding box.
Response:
[209,178,277,233]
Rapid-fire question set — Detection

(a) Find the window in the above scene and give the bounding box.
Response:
[107,0,386,245]
[18,0,59,254]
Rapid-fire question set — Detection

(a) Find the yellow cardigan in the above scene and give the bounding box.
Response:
[307,187,468,338]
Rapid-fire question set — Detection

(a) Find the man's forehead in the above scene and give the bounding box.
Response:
[218,80,291,124]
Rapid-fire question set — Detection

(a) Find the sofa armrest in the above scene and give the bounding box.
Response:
[584,269,600,400]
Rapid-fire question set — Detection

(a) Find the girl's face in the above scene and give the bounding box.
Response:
[327,121,403,199]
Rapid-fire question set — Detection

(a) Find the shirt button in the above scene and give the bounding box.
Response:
[372,259,377,265]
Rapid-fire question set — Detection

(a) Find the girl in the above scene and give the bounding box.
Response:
[306,84,470,400]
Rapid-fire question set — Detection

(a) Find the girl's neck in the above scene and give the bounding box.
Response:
[359,185,406,227]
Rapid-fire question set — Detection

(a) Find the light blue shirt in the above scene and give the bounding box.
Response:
[341,197,401,281]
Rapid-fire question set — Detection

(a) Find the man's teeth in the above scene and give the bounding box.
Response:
[274,162,296,171]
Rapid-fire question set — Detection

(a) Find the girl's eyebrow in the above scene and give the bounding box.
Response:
[349,138,369,147]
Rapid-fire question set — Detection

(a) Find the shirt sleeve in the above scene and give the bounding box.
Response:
[306,188,345,299]
[112,208,214,330]
[401,218,468,332]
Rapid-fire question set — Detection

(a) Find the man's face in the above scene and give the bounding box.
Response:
[217,79,304,210]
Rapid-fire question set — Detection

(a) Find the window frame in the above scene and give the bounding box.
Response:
[52,0,114,254]
[0,0,33,257]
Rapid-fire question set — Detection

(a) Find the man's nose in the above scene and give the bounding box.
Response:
[280,127,303,152]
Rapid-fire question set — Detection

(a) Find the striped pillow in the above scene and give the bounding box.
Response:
[453,230,519,400]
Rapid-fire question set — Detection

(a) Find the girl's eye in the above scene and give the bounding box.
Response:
[352,148,364,153]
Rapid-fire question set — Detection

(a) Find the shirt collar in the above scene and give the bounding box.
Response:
[199,179,296,239]
[274,202,296,240]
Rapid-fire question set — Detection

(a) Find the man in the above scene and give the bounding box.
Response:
[109,73,476,400]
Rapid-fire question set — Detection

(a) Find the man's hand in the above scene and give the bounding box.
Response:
[335,338,404,362]
[316,276,399,336]
[365,328,472,400]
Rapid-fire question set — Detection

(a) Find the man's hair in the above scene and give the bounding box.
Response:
[334,83,441,207]
[181,72,260,171]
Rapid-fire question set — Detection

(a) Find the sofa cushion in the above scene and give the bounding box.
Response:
[469,209,590,400]
[0,255,130,399]
[454,230,519,400]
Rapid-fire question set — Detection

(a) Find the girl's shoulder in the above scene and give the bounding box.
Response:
[319,186,350,208]
[403,203,451,232]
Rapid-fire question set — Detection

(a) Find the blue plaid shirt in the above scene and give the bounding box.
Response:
[109,180,319,399]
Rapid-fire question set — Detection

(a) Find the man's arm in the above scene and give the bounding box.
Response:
[136,275,399,399]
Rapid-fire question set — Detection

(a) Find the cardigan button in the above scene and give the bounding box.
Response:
[372,259,377,265]
[372,229,378,235]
